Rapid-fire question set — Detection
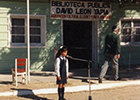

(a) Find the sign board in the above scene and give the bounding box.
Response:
[50,0,111,20]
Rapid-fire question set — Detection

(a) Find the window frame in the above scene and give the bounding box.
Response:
[8,14,46,48]
[119,18,140,46]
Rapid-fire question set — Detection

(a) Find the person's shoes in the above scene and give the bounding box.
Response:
[63,98,67,100]
[115,77,122,81]
[98,79,102,83]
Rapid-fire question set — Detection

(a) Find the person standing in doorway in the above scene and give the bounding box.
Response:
[55,46,69,100]
[98,25,121,83]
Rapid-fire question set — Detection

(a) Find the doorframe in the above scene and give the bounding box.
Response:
[61,20,99,68]
[92,21,99,67]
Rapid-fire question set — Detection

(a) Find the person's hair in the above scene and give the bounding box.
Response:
[55,46,68,60]
[112,25,117,32]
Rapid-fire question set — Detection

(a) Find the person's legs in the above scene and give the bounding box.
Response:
[58,84,63,100]
[99,54,111,81]
[62,84,65,99]
[111,55,119,80]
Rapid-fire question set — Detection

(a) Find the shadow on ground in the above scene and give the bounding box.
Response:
[30,71,55,77]
[0,81,12,84]
[11,88,52,100]
[69,65,140,82]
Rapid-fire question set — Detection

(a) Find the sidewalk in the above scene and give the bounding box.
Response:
[0,65,139,96]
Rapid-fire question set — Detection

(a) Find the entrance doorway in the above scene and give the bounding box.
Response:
[63,20,92,69]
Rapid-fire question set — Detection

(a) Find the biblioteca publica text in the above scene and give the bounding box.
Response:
[51,1,110,15]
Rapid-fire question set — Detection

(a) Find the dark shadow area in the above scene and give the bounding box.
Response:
[0,81,12,84]
[119,65,140,80]
[69,64,140,82]
[63,21,92,69]
[103,64,140,81]
[69,67,100,84]
[11,88,52,100]
[30,71,55,77]
[81,79,96,84]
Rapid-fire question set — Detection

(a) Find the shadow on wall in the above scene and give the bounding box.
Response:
[99,3,140,66]
[0,1,61,73]
[0,1,140,73]
[0,28,61,73]
[30,29,61,72]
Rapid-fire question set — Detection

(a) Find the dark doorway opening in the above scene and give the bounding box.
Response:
[63,20,92,69]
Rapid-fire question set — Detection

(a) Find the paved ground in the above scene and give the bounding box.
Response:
[36,85,140,100]
[0,65,139,99]
[0,85,140,100]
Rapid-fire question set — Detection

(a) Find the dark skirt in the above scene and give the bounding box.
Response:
[56,75,67,84]
[56,57,67,84]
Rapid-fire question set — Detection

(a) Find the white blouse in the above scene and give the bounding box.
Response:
[55,55,69,77]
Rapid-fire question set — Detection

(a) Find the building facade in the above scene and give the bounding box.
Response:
[0,0,140,73]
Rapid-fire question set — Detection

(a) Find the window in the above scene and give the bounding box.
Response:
[9,14,46,47]
[120,19,140,46]
[12,18,25,43]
